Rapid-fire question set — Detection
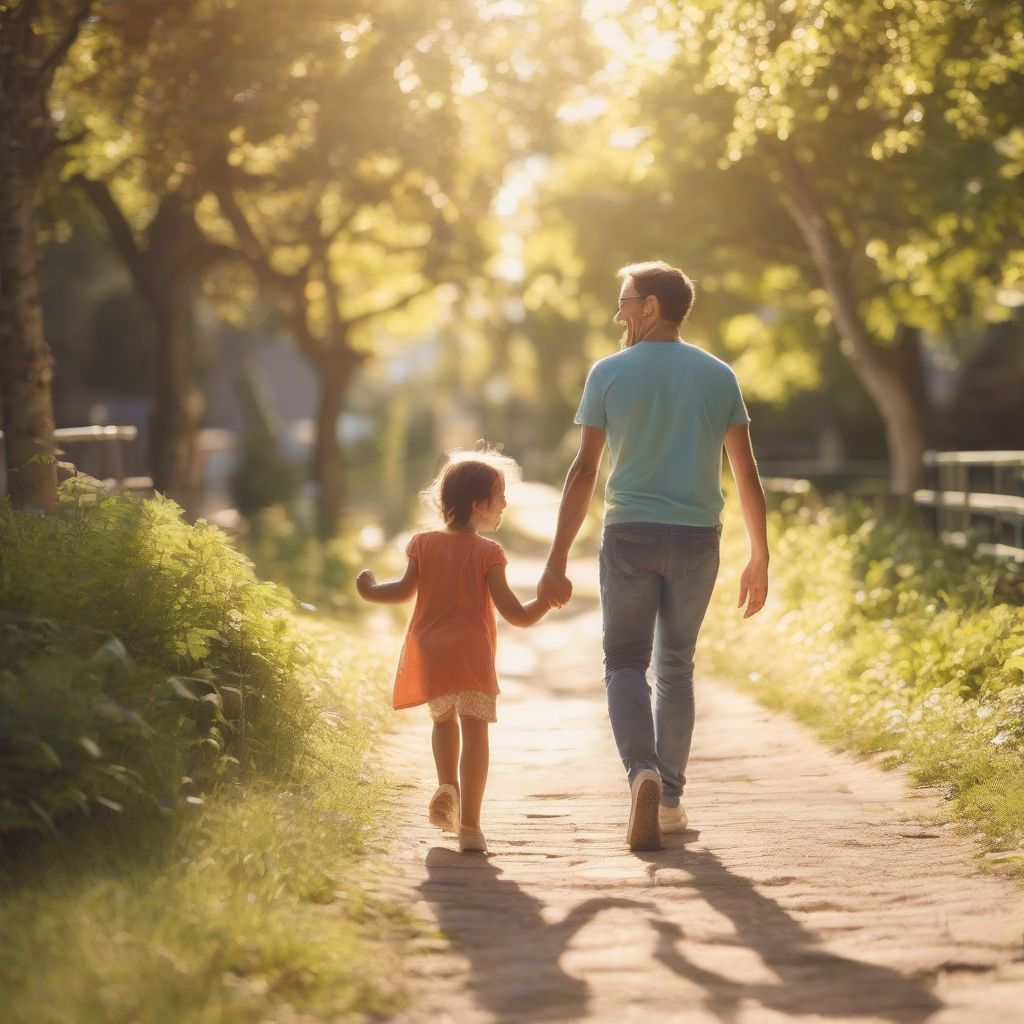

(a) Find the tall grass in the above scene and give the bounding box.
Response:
[702,494,1024,857]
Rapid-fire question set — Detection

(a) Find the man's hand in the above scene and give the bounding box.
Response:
[538,566,573,609]
[738,558,768,618]
[356,569,377,598]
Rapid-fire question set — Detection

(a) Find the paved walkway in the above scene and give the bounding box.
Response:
[376,562,1024,1024]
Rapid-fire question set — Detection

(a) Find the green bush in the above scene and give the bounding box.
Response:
[702,494,1024,848]
[0,483,318,837]
[229,430,304,519]
[237,505,366,613]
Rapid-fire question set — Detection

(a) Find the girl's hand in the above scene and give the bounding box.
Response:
[538,567,572,608]
[356,569,377,597]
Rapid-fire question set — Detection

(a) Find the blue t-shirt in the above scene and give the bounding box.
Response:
[574,341,750,527]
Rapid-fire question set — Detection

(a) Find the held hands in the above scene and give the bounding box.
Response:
[355,569,377,599]
[738,558,768,618]
[538,566,573,609]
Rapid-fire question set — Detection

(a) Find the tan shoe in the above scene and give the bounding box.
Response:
[627,770,663,851]
[428,784,459,832]
[457,824,487,852]
[659,803,688,834]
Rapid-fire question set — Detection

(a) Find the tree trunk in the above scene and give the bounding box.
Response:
[77,180,221,519]
[149,282,204,518]
[776,152,928,497]
[311,350,359,540]
[0,136,58,513]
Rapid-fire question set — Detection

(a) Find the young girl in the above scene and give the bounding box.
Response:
[355,449,552,853]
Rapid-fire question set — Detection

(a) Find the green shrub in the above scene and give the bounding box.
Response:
[236,505,366,613]
[0,483,318,837]
[0,620,407,1023]
[229,431,304,519]
[702,494,1024,848]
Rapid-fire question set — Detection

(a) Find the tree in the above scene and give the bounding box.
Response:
[0,0,94,512]
[70,181,229,515]
[58,1,260,516]
[205,0,595,536]
[542,0,1024,495]
[52,1,593,535]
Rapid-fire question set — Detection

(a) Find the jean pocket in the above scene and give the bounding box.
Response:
[688,532,720,552]
[688,532,721,572]
[607,532,660,576]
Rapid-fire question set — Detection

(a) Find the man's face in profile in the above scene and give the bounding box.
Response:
[614,276,646,348]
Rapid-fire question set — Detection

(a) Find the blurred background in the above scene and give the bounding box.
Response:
[3,0,1022,594]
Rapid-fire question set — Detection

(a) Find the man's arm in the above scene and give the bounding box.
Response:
[538,425,606,606]
[723,423,769,618]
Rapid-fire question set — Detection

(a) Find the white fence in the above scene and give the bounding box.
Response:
[913,451,1024,563]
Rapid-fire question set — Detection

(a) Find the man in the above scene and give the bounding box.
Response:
[538,261,769,852]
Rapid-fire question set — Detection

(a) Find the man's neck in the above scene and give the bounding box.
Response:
[631,320,681,345]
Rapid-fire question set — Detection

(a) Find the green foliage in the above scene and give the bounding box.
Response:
[0,621,409,1024]
[237,507,367,615]
[526,0,1024,482]
[229,433,305,519]
[0,483,318,836]
[702,493,1024,852]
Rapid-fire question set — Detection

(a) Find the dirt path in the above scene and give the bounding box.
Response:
[376,560,1024,1024]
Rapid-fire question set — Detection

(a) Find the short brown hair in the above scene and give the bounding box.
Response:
[438,460,502,527]
[618,261,695,324]
[422,444,521,527]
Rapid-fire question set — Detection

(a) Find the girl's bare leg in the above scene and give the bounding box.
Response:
[458,718,490,829]
[432,709,460,790]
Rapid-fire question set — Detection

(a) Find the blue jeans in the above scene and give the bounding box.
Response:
[600,522,721,807]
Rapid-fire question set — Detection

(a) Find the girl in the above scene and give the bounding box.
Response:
[355,449,552,853]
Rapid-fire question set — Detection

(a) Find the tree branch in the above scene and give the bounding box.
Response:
[213,184,303,291]
[214,184,333,363]
[73,173,147,289]
[38,0,93,85]
[346,284,432,328]
[213,184,266,263]
[320,202,360,248]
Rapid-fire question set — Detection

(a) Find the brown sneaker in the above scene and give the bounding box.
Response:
[428,784,459,832]
[627,770,663,851]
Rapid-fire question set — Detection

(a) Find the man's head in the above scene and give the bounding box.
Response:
[614,261,695,348]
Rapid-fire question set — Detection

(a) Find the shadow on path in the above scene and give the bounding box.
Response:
[418,847,651,1021]
[640,835,943,1023]
[419,839,943,1023]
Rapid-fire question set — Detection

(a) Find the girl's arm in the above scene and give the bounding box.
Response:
[486,564,551,627]
[356,558,418,604]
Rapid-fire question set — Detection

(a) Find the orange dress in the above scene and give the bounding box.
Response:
[392,531,508,710]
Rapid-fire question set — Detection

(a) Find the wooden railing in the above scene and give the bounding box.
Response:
[914,451,1024,563]
[757,452,1024,563]
[0,425,152,494]
[758,459,889,513]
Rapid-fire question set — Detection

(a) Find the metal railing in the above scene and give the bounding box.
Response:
[914,450,1024,563]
